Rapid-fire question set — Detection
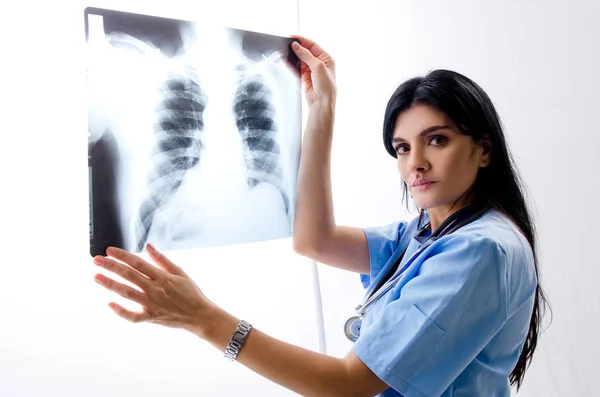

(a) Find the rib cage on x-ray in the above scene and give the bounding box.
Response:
[233,64,290,215]
[133,69,208,252]
[133,62,290,251]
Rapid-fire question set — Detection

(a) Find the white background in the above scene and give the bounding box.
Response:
[1,0,599,396]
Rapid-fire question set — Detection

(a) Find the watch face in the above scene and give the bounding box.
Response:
[224,321,252,360]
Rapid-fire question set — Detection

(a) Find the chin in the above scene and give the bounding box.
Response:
[412,199,435,210]
[411,195,446,211]
[416,204,436,211]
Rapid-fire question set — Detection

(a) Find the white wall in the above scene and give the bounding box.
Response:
[0,1,322,396]
[299,0,600,396]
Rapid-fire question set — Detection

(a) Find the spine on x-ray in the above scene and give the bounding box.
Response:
[133,70,207,252]
[233,66,289,215]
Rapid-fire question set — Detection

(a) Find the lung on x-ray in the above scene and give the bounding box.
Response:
[84,7,302,257]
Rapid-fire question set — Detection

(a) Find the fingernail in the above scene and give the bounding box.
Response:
[292,41,300,49]
[93,257,106,266]
[147,243,157,253]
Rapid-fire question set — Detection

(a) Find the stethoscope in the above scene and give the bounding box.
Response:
[344,205,491,342]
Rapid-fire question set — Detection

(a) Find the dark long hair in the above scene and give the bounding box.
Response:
[382,69,551,390]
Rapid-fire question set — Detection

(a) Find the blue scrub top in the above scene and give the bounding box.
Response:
[354,209,537,397]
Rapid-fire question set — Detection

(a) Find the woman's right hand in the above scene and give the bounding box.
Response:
[290,36,337,108]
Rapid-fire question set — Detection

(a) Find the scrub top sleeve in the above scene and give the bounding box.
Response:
[352,234,509,397]
[360,221,407,289]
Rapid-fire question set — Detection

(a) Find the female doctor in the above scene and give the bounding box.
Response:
[92,37,550,396]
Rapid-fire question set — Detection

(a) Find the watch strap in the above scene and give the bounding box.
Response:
[224,320,253,361]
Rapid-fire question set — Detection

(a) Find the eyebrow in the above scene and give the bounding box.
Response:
[392,125,452,143]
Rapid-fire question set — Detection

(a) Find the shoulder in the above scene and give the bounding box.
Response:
[438,209,538,313]
[455,209,535,269]
[359,214,424,288]
[362,213,424,248]
[361,213,425,263]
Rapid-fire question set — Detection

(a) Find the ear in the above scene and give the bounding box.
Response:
[478,133,492,168]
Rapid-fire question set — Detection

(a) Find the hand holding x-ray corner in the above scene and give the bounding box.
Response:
[290,36,337,108]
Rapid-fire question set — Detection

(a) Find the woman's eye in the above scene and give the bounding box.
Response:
[395,145,409,155]
[429,135,447,146]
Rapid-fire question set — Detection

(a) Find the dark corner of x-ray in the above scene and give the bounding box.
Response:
[84,7,302,258]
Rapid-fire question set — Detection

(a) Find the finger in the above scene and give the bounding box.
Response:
[291,41,323,71]
[94,273,152,307]
[105,246,163,280]
[146,244,187,277]
[289,35,328,59]
[93,256,152,291]
[108,302,152,324]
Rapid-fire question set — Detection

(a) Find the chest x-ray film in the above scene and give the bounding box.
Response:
[85,7,302,257]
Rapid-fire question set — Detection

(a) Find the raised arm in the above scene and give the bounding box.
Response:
[290,37,370,275]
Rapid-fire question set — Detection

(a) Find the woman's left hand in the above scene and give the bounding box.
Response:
[92,244,213,336]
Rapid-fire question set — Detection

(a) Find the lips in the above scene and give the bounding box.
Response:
[412,179,435,187]
[411,180,436,190]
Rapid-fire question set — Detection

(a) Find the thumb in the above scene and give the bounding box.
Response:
[146,243,186,277]
[291,41,322,71]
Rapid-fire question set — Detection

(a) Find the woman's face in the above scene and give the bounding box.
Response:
[392,104,490,211]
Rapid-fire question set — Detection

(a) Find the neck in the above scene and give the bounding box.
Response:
[427,200,475,232]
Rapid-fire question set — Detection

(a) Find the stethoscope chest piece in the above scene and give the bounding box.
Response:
[344,316,362,342]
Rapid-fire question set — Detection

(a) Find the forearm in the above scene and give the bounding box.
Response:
[293,102,337,252]
[193,304,355,397]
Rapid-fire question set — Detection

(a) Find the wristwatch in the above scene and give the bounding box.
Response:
[224,320,253,361]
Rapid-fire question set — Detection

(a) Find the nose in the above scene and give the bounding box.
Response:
[407,146,430,173]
